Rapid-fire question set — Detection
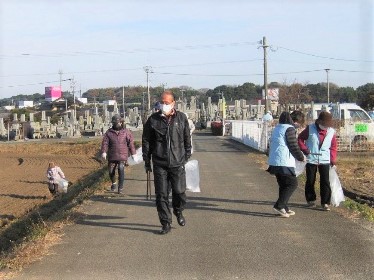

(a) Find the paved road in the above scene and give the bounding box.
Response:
[15,131,374,280]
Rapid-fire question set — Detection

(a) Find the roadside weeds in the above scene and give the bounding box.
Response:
[0,166,109,278]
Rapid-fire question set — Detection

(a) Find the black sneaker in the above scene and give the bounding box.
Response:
[307,201,316,207]
[110,182,117,192]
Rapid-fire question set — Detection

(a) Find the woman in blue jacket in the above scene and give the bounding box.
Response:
[267,112,305,218]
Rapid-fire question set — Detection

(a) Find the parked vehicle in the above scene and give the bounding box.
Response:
[306,103,374,150]
[368,110,374,120]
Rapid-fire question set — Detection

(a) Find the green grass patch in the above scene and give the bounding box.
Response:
[342,198,374,222]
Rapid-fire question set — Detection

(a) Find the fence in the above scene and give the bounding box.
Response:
[230,120,270,153]
[332,120,374,152]
[230,120,374,153]
[228,119,374,205]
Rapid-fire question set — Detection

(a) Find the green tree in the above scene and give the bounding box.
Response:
[333,87,357,103]
[357,83,374,110]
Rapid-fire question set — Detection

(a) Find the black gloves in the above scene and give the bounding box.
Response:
[145,160,152,173]
[184,155,190,165]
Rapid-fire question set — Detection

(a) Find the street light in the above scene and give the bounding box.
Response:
[143,66,153,113]
[325,69,330,103]
[261,36,269,112]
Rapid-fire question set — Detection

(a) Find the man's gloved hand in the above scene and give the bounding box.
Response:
[184,155,190,165]
[101,153,107,160]
[145,161,152,173]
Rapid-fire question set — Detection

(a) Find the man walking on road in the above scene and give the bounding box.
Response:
[142,90,192,234]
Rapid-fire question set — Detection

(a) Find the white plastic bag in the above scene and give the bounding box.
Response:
[295,160,306,177]
[128,147,143,166]
[185,160,200,192]
[56,178,69,193]
[329,166,345,207]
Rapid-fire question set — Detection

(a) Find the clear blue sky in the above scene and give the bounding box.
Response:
[0,0,373,99]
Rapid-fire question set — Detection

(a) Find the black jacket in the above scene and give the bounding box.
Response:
[142,110,191,168]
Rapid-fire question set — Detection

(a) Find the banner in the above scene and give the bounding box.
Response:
[262,88,279,101]
[45,86,62,102]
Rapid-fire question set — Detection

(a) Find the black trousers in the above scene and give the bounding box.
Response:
[305,163,331,205]
[48,183,57,194]
[274,174,298,210]
[153,165,187,225]
[108,161,125,190]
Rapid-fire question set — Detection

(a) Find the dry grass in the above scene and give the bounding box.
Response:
[337,153,374,200]
[0,138,102,156]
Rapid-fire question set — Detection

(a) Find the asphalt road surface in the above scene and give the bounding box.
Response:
[15,131,374,280]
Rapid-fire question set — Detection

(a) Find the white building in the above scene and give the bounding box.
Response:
[3,105,15,111]
[103,100,117,106]
[77,98,88,104]
[18,101,34,108]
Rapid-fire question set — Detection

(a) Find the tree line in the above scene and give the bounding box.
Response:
[1,82,373,110]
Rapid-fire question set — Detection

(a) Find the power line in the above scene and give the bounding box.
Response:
[1,69,372,89]
[152,69,373,77]
[0,78,72,89]
[275,46,374,63]
[0,41,259,59]
[152,59,263,69]
[0,59,262,78]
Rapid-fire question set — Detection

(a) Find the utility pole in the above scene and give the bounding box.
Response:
[142,92,145,114]
[58,69,63,89]
[261,36,269,112]
[70,77,76,120]
[325,69,330,103]
[144,66,153,113]
[122,86,125,117]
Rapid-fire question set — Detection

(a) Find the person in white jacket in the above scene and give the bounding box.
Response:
[185,113,195,153]
[46,162,65,195]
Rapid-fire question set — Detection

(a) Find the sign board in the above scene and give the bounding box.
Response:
[262,88,279,101]
[45,86,62,102]
[355,123,368,132]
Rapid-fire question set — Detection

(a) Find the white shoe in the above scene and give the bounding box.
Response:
[321,204,331,211]
[273,207,290,218]
[286,209,296,216]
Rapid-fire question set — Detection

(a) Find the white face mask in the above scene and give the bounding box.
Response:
[319,124,328,130]
[160,103,173,115]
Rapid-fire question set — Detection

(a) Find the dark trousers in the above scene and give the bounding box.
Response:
[153,165,187,225]
[305,163,331,205]
[48,183,57,194]
[274,174,298,210]
[108,161,125,190]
